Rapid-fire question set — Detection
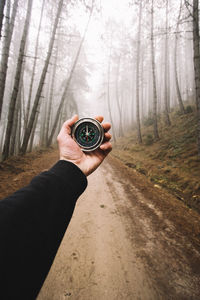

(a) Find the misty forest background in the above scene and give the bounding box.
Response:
[0,0,200,162]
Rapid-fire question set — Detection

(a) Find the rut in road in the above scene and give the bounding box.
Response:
[38,156,200,300]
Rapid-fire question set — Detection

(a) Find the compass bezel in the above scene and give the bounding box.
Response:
[71,118,104,152]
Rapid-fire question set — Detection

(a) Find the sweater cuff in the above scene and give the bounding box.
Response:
[49,160,88,197]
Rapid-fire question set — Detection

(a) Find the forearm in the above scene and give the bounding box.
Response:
[0,160,87,300]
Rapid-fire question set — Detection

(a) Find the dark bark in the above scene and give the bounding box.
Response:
[24,0,45,131]
[174,1,185,114]
[115,55,124,137]
[0,0,6,40]
[151,0,159,140]
[192,0,200,156]
[136,1,143,143]
[2,0,33,161]
[107,47,116,143]
[164,0,171,126]
[0,0,19,119]
[21,0,64,154]
[45,44,58,146]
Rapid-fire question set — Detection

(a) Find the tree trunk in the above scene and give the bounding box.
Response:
[20,0,64,154]
[151,0,159,140]
[0,0,6,40]
[2,0,33,161]
[174,1,185,114]
[45,44,58,146]
[0,0,19,119]
[115,55,124,137]
[192,0,200,156]
[47,2,94,146]
[24,0,45,131]
[164,0,171,126]
[107,45,116,143]
[136,0,143,143]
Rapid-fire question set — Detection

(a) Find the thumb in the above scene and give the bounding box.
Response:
[63,115,79,135]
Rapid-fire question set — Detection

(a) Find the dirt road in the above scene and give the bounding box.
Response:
[37,155,200,300]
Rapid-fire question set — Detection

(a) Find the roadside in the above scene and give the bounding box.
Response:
[112,110,200,213]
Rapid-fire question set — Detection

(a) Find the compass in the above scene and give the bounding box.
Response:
[71,118,104,152]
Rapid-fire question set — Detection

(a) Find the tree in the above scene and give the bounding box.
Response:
[192,0,200,155]
[20,0,64,154]
[0,0,6,40]
[2,0,33,160]
[135,0,143,143]
[0,0,19,119]
[150,0,159,140]
[24,0,45,131]
[164,0,171,126]
[47,1,94,146]
[174,1,185,114]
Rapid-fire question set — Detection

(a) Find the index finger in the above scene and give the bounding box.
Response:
[95,116,104,123]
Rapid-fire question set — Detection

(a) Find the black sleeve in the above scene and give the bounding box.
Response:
[0,160,87,300]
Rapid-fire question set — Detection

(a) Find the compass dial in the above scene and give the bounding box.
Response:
[71,118,104,152]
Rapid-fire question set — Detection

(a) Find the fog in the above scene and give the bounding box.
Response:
[0,0,198,160]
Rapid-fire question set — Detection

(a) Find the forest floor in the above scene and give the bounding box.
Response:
[113,107,200,214]
[0,146,200,298]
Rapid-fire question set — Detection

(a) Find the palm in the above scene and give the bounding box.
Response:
[58,115,112,176]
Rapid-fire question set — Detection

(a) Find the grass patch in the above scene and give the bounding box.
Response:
[113,105,200,213]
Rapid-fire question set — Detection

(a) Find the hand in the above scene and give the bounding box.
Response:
[57,115,112,176]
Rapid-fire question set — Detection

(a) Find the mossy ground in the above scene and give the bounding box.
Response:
[112,107,200,213]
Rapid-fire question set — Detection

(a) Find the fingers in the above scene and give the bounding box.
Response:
[95,116,104,123]
[100,141,112,153]
[102,122,111,132]
[104,132,112,141]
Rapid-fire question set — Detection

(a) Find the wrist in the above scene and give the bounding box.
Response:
[59,157,88,176]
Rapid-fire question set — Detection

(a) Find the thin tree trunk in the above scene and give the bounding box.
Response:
[24,0,45,131]
[192,0,200,155]
[0,0,19,119]
[0,0,6,40]
[115,55,123,137]
[151,0,159,140]
[2,0,33,161]
[10,88,21,156]
[164,0,171,126]
[107,45,116,142]
[47,2,94,146]
[174,1,185,114]
[45,44,58,146]
[136,0,143,143]
[21,0,64,154]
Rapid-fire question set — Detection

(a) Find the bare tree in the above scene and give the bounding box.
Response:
[20,0,64,154]
[24,0,45,131]
[164,0,171,126]
[47,1,94,146]
[107,45,116,142]
[0,0,19,119]
[136,0,143,143]
[192,0,200,155]
[174,1,185,114]
[2,0,33,160]
[151,0,159,140]
[115,55,124,137]
[0,0,6,40]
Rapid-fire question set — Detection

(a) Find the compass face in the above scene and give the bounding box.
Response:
[72,118,104,152]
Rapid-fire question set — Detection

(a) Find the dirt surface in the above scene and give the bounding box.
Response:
[1,150,200,299]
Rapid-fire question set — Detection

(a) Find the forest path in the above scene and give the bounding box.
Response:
[36,153,200,300]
